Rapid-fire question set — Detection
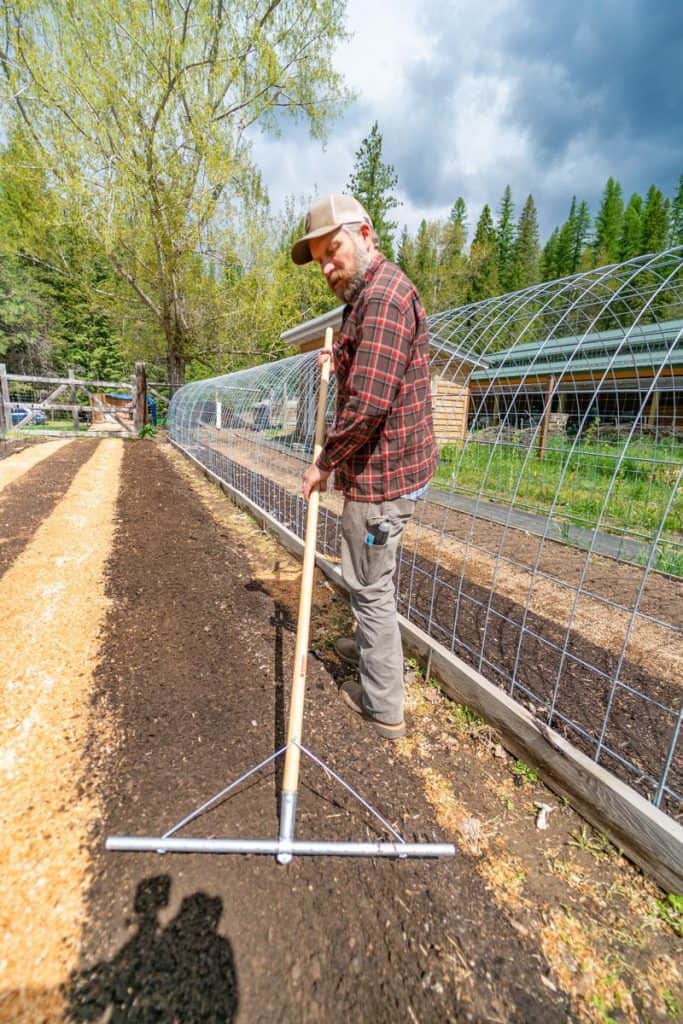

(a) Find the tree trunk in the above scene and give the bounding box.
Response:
[163,310,189,393]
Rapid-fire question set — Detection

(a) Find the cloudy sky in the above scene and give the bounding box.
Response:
[251,0,682,244]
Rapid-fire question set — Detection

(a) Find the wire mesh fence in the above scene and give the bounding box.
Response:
[168,248,683,823]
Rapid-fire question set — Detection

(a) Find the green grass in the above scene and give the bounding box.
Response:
[435,435,683,556]
[21,419,89,433]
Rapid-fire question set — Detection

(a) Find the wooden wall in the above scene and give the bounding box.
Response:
[431,374,470,445]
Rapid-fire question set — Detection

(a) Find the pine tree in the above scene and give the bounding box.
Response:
[541,228,560,281]
[436,201,468,311]
[511,194,540,290]
[496,185,516,291]
[641,185,671,253]
[469,204,499,302]
[619,194,644,260]
[396,226,414,276]
[671,173,683,246]
[439,199,467,274]
[593,177,624,264]
[571,201,592,271]
[555,197,577,277]
[346,121,400,259]
[412,219,439,309]
[449,198,468,248]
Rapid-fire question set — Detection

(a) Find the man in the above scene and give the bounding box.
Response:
[292,193,438,740]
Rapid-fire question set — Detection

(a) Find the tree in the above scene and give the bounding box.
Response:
[541,227,561,281]
[346,122,400,259]
[397,226,414,277]
[571,200,592,272]
[641,185,671,253]
[593,177,624,264]
[619,194,644,260]
[436,199,469,310]
[554,197,577,278]
[0,129,128,377]
[412,219,439,310]
[469,204,499,302]
[448,198,468,247]
[510,194,540,290]
[671,173,683,246]
[495,185,516,291]
[0,253,55,371]
[0,0,349,385]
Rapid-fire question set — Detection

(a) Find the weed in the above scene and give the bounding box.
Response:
[589,992,623,1024]
[512,760,539,784]
[405,656,424,679]
[655,893,683,938]
[138,423,157,439]
[663,988,681,1017]
[568,825,616,861]
[450,703,484,730]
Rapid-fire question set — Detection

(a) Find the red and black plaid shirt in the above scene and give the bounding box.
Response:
[317,255,438,501]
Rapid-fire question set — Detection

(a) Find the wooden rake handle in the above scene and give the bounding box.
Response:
[282,327,333,793]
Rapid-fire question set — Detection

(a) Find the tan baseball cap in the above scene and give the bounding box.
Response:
[291,193,373,264]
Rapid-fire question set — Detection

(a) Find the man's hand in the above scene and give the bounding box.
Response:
[303,463,330,501]
[317,347,335,373]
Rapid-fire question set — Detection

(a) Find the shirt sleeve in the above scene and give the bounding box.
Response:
[317,293,414,473]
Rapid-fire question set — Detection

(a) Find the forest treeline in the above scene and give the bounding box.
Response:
[395,176,683,318]
[0,4,681,386]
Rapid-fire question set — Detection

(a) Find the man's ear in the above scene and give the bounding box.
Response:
[360,222,372,244]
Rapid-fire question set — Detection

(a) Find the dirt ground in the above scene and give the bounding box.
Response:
[0,436,681,1024]
[199,433,682,813]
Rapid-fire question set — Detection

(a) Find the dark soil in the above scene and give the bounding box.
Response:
[0,436,41,460]
[195,450,682,816]
[0,439,99,574]
[69,442,571,1024]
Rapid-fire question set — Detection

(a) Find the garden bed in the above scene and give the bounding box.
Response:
[0,437,680,1023]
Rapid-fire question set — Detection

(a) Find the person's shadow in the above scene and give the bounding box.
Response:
[66,875,238,1023]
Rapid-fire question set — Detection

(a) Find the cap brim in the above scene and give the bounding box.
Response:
[290,224,340,265]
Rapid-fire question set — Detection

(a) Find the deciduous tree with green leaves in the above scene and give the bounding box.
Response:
[346,121,400,260]
[0,0,349,385]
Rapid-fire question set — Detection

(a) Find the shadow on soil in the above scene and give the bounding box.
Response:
[65,875,238,1023]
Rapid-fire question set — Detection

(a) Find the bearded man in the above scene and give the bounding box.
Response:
[292,193,438,739]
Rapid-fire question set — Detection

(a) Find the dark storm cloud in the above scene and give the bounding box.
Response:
[504,0,682,163]
[391,0,682,234]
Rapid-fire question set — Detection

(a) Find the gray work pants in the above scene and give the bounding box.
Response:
[340,497,415,724]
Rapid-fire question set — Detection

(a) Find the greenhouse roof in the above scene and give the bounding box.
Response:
[281,306,342,347]
[470,318,683,381]
[281,304,487,368]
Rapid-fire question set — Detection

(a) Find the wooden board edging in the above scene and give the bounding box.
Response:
[172,439,683,894]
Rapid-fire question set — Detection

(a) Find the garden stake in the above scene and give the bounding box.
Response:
[107,328,456,864]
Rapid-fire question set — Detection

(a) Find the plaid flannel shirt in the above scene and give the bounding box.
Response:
[316,255,438,501]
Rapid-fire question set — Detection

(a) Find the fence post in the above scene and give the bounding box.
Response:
[134,362,148,430]
[0,363,11,436]
[68,368,79,432]
[537,375,556,460]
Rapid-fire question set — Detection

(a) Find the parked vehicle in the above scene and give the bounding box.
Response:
[11,403,47,426]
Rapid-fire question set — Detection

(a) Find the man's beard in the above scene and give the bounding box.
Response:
[330,238,373,303]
